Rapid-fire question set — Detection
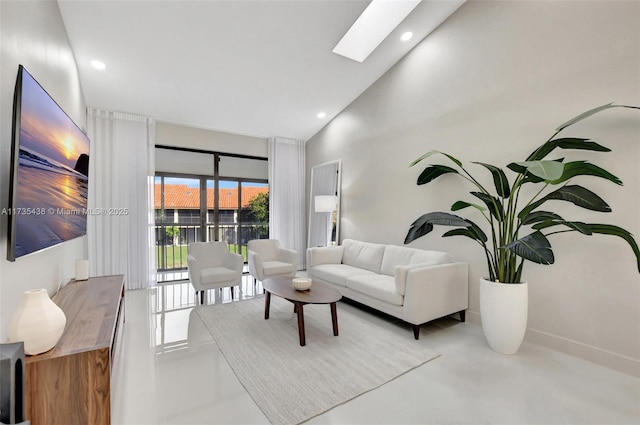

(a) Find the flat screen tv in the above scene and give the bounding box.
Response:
[7,65,90,261]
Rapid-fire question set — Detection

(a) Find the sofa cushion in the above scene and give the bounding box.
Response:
[262,261,295,277]
[346,275,404,306]
[380,245,418,276]
[411,250,453,265]
[381,246,453,276]
[201,266,237,284]
[310,264,376,287]
[342,239,385,273]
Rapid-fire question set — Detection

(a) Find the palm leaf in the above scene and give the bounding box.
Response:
[410,150,462,167]
[521,211,563,225]
[443,219,488,243]
[472,162,511,198]
[504,231,555,265]
[526,137,610,161]
[417,165,459,185]
[584,224,640,273]
[556,103,640,132]
[532,220,592,235]
[515,161,564,181]
[405,212,470,244]
[471,192,505,221]
[519,185,611,219]
[549,161,622,186]
[451,201,486,213]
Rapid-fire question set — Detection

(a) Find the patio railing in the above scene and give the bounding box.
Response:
[155,223,268,271]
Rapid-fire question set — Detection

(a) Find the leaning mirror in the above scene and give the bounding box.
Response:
[308,161,341,248]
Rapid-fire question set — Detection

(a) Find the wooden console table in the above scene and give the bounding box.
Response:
[24,274,125,425]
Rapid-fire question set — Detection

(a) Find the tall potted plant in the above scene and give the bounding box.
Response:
[405,103,640,354]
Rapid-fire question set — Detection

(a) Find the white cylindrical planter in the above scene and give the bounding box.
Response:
[479,278,528,355]
[8,289,66,355]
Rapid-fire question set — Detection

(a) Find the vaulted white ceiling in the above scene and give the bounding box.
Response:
[58,1,463,140]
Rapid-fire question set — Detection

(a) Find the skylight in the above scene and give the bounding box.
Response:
[332,0,421,63]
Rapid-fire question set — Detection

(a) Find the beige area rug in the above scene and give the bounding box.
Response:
[196,296,440,424]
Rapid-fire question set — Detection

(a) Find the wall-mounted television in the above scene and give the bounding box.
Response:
[7,65,90,261]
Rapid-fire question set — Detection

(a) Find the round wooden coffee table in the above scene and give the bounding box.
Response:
[262,276,342,346]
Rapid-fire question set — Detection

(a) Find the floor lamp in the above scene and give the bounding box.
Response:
[315,195,338,246]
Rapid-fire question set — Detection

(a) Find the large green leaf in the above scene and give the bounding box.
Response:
[519,185,611,219]
[584,224,640,273]
[471,192,505,221]
[442,219,488,243]
[515,161,564,181]
[451,201,486,213]
[410,150,462,167]
[417,165,459,185]
[507,158,564,184]
[405,212,470,244]
[504,231,555,265]
[521,211,563,225]
[526,138,610,161]
[549,161,622,186]
[532,220,592,235]
[472,162,511,198]
[556,103,640,132]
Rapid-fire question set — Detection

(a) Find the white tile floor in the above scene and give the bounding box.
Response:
[112,276,640,424]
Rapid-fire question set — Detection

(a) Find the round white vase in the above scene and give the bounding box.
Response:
[8,289,66,355]
[479,278,528,355]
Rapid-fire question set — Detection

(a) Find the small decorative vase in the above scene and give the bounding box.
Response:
[479,278,528,355]
[8,289,66,355]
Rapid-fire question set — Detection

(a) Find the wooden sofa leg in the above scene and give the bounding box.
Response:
[412,324,420,340]
[230,286,235,299]
[459,310,466,322]
[200,290,205,305]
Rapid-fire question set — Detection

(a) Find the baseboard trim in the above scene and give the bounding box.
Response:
[463,310,640,377]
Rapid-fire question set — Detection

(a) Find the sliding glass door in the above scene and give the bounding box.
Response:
[155,148,268,279]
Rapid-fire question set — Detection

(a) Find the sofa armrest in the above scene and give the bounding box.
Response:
[279,248,299,270]
[394,261,440,295]
[401,262,469,325]
[306,246,344,268]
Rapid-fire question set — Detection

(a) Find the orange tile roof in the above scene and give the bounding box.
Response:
[154,184,268,210]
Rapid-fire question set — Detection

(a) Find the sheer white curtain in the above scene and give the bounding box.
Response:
[268,137,306,269]
[87,109,156,290]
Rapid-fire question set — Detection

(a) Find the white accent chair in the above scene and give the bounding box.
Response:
[248,239,298,286]
[187,241,244,304]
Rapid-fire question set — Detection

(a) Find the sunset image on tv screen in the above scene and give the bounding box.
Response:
[12,67,90,259]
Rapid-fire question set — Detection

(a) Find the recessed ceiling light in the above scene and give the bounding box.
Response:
[401,31,413,42]
[91,60,106,70]
[332,0,421,63]
[317,112,327,119]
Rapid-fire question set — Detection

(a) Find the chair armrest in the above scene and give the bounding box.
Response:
[248,250,264,280]
[279,248,299,270]
[187,254,201,286]
[228,252,244,283]
[401,262,469,325]
[306,246,344,268]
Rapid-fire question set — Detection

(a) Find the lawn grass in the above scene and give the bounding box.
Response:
[157,244,248,269]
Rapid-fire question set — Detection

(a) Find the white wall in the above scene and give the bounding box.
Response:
[0,1,87,341]
[306,0,640,374]
[156,121,268,158]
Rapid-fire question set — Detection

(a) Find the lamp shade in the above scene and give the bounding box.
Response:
[315,195,337,213]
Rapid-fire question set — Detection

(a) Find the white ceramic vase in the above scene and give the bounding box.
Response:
[8,289,66,355]
[479,278,528,355]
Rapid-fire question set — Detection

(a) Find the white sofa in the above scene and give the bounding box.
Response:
[306,239,468,339]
